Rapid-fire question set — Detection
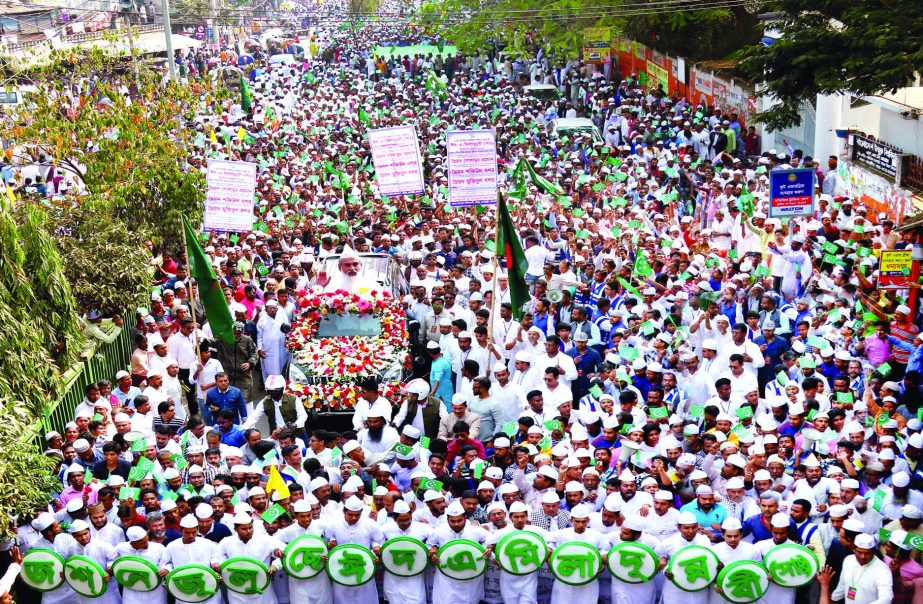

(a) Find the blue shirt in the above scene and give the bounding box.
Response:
[114,386,142,407]
[680,499,728,537]
[430,355,454,406]
[204,385,248,422]
[218,424,246,447]
[742,513,774,543]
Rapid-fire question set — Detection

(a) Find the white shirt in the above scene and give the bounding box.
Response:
[167,330,200,370]
[532,352,578,388]
[490,380,528,424]
[831,555,893,604]
[525,245,552,277]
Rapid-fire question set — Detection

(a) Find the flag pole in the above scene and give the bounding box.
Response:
[181,218,203,364]
[487,195,502,375]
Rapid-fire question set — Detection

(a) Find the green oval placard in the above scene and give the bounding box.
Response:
[436,539,488,581]
[111,555,161,592]
[666,545,720,592]
[20,548,65,592]
[607,541,659,584]
[380,537,429,577]
[494,530,548,575]
[64,555,108,598]
[764,543,820,589]
[716,560,770,604]
[166,564,221,603]
[219,557,271,595]
[549,541,602,586]
[282,534,328,580]
[325,544,377,586]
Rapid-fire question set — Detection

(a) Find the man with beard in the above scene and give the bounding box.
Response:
[68,519,120,604]
[245,375,307,440]
[110,526,169,604]
[257,300,290,384]
[165,515,221,604]
[381,499,432,604]
[610,468,654,517]
[276,499,332,604]
[25,513,78,604]
[87,503,125,547]
[608,514,660,604]
[427,501,491,604]
[356,407,399,464]
[317,245,371,293]
[212,514,283,604]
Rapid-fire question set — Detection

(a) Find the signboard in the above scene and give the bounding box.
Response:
[769,169,816,218]
[582,27,611,63]
[380,537,429,577]
[165,564,221,603]
[446,130,498,207]
[367,125,425,197]
[666,545,720,592]
[494,531,548,575]
[607,541,658,584]
[878,250,913,289]
[715,560,770,603]
[693,71,713,95]
[19,548,65,592]
[111,555,162,592]
[436,539,489,580]
[282,534,328,579]
[850,134,906,182]
[64,555,108,599]
[549,542,602,586]
[204,159,257,232]
[646,61,669,91]
[763,544,820,588]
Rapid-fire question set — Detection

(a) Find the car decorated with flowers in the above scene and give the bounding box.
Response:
[285,253,413,414]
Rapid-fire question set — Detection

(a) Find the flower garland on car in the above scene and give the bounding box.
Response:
[285,288,409,409]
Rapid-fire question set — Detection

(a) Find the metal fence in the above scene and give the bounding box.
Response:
[32,318,133,441]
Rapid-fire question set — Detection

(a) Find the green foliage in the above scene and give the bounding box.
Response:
[738,0,923,130]
[0,415,62,539]
[624,8,753,61]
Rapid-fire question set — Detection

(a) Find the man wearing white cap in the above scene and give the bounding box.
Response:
[68,519,121,604]
[381,499,431,604]
[110,525,169,604]
[24,512,77,604]
[323,496,384,604]
[318,244,370,293]
[755,513,798,604]
[610,468,654,518]
[427,501,490,604]
[257,300,290,383]
[164,514,221,604]
[356,406,400,464]
[709,518,760,604]
[244,374,307,437]
[880,504,923,563]
[550,503,605,603]
[831,532,893,604]
[485,500,553,604]
[276,499,333,604]
[657,510,711,604]
[212,513,283,604]
[607,513,659,604]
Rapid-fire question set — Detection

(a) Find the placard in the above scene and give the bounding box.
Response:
[878,250,913,289]
[436,539,489,580]
[204,159,257,232]
[850,134,906,181]
[494,531,547,575]
[666,545,720,592]
[768,169,815,218]
[716,560,770,603]
[646,61,669,91]
[368,125,425,197]
[380,537,430,577]
[446,130,498,207]
[763,543,819,588]
[165,564,221,603]
[549,542,602,586]
[583,27,611,63]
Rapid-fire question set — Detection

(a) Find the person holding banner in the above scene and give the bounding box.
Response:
[212,513,284,604]
[709,518,761,604]
[164,514,221,604]
[484,500,553,604]
[276,499,333,604]
[550,503,606,604]
[323,496,384,604]
[68,519,121,604]
[380,499,432,604]
[608,515,661,604]
[427,501,491,604]
[656,511,712,604]
[109,526,169,604]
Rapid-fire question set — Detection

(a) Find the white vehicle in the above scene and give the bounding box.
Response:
[268,54,298,66]
[548,117,603,144]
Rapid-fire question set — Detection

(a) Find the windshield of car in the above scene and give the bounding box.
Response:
[315,313,382,338]
[558,126,600,141]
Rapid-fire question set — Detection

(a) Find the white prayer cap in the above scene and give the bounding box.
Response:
[248,487,265,498]
[902,505,923,520]
[829,505,849,518]
[570,504,590,519]
[342,440,361,455]
[114,413,130,422]
[367,406,385,419]
[695,485,714,496]
[487,501,506,515]
[231,513,253,525]
[564,481,585,494]
[498,483,520,496]
[618,468,635,482]
[343,476,364,492]
[231,464,249,474]
[854,533,876,549]
[603,494,622,512]
[423,490,445,503]
[66,463,85,476]
[541,491,561,505]
[126,526,148,541]
[309,477,329,491]
[477,481,495,491]
[892,471,910,487]
[494,437,511,448]
[180,514,199,529]
[69,519,90,533]
[623,515,646,531]
[721,518,743,531]
[509,501,530,514]
[73,439,91,453]
[688,470,708,481]
[32,512,55,532]
[108,475,125,488]
[485,467,503,479]
[654,490,673,501]
[162,468,181,480]
[889,529,912,550]
[538,466,559,481]
[401,425,421,439]
[392,500,411,515]
[66,498,85,513]
[446,501,466,517]
[195,504,213,519]
[677,511,699,525]
[770,513,791,528]
[726,477,745,490]
[802,455,820,468]
[265,375,286,390]
[344,496,365,512]
[292,500,312,514]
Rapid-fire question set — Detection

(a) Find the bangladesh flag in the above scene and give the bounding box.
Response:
[495,193,530,320]
[633,252,654,277]
[240,76,253,113]
[183,216,235,344]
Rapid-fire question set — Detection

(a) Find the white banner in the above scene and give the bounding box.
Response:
[367,125,424,197]
[693,70,713,96]
[203,160,257,232]
[446,129,498,207]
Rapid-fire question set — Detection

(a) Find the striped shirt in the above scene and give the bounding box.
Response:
[890,320,920,364]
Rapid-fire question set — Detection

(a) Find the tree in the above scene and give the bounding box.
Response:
[738,0,923,130]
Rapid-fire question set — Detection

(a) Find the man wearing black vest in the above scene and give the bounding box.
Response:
[243,374,308,440]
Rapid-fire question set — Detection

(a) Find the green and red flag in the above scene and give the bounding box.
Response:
[240,76,253,113]
[495,193,530,320]
[183,216,235,344]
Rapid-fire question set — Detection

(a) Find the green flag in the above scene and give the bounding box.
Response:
[495,193,530,321]
[240,76,253,112]
[183,216,235,344]
[357,107,370,125]
[633,252,654,278]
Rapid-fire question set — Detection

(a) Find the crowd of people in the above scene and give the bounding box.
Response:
[5,0,923,603]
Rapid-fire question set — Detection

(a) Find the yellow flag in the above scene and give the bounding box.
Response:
[209,128,218,144]
[265,465,291,499]
[4,183,16,207]
[237,126,247,142]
